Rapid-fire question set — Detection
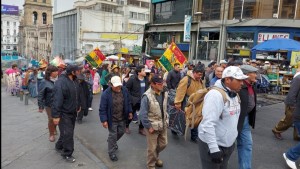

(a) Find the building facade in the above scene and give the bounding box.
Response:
[18,0,53,62]
[52,0,150,62]
[1,5,20,55]
[144,0,300,63]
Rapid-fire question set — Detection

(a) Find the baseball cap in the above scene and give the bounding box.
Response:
[222,66,248,80]
[66,65,82,74]
[220,60,228,64]
[110,76,123,87]
[240,65,258,74]
[250,59,257,63]
[151,74,163,83]
[265,61,270,64]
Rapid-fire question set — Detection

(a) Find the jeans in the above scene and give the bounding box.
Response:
[237,115,253,169]
[286,121,300,161]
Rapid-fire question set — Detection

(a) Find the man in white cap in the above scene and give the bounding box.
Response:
[219,60,228,69]
[99,76,133,161]
[198,66,248,169]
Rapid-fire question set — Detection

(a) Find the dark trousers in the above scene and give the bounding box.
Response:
[87,91,93,108]
[55,113,76,157]
[108,120,126,155]
[191,128,198,140]
[198,139,235,169]
[126,103,144,129]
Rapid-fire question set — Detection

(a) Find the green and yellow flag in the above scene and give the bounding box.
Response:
[158,42,187,72]
[85,48,106,68]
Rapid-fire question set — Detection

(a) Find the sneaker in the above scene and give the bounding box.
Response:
[109,154,118,161]
[155,159,163,167]
[283,153,297,169]
[64,156,76,163]
[49,135,55,142]
[88,107,93,111]
[272,129,283,140]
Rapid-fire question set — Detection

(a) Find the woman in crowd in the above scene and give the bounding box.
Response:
[92,67,101,94]
[100,64,109,91]
[38,65,59,142]
[28,68,38,98]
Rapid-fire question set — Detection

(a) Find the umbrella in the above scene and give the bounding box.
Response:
[105,55,125,61]
[251,38,300,52]
[75,57,85,63]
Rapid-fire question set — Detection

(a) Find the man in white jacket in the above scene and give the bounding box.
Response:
[198,66,248,169]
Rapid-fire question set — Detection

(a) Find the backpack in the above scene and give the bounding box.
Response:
[184,87,228,139]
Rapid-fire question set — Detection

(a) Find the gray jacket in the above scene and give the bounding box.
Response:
[285,74,300,122]
[198,80,241,153]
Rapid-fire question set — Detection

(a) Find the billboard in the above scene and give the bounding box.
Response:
[183,15,192,42]
[1,4,19,15]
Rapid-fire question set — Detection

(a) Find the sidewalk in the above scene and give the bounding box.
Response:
[1,87,108,169]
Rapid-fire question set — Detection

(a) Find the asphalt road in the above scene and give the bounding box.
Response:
[74,93,298,169]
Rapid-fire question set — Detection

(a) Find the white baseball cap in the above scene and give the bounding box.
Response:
[111,76,122,87]
[222,66,248,80]
[220,60,228,64]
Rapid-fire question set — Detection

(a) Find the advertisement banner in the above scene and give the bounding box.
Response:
[183,15,192,42]
[290,51,300,66]
[1,4,19,15]
[257,33,289,43]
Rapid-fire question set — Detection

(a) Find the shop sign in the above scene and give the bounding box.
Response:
[258,33,289,43]
[183,15,192,42]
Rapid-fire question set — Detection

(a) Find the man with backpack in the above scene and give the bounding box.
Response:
[198,66,248,169]
[174,65,205,142]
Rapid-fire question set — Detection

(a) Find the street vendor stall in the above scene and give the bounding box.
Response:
[251,38,300,94]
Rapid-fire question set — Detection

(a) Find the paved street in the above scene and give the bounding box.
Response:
[2,85,299,169]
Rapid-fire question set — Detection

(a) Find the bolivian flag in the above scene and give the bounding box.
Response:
[158,42,187,72]
[85,48,106,68]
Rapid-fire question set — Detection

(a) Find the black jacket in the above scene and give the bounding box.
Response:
[38,79,54,109]
[285,75,300,122]
[126,75,149,106]
[78,80,89,110]
[166,69,181,89]
[52,74,81,118]
[237,83,257,133]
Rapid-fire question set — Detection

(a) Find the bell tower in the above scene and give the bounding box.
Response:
[23,0,53,26]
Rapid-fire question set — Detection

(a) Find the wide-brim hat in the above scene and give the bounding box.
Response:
[111,65,120,70]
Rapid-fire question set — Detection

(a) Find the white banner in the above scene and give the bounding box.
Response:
[183,15,192,42]
[257,32,289,43]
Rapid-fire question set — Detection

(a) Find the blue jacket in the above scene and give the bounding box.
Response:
[99,86,133,128]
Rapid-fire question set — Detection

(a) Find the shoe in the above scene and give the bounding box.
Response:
[88,108,93,111]
[64,155,76,163]
[171,130,178,135]
[125,128,131,134]
[49,135,55,142]
[190,138,198,143]
[114,145,118,151]
[283,153,297,169]
[109,154,118,161]
[272,130,283,140]
[77,119,82,124]
[139,129,146,136]
[155,159,163,167]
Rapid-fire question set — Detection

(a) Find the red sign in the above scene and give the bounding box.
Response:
[258,33,289,43]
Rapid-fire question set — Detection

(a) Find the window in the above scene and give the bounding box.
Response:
[33,11,38,25]
[33,0,37,2]
[14,30,16,35]
[201,0,222,20]
[6,46,10,49]
[7,21,10,26]
[14,38,17,42]
[130,12,137,19]
[146,14,149,21]
[138,13,145,20]
[43,0,46,3]
[141,2,150,8]
[7,29,10,35]
[13,22,16,26]
[42,13,47,24]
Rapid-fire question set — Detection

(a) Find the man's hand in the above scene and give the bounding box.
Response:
[174,103,181,110]
[53,118,60,125]
[77,107,81,113]
[148,127,154,134]
[102,122,108,128]
[209,151,223,164]
[128,113,133,120]
[38,108,43,113]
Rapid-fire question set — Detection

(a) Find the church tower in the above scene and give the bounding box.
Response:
[23,0,53,26]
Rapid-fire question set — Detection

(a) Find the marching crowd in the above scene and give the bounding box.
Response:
[3,58,300,169]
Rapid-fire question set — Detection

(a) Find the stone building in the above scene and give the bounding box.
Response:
[18,0,53,62]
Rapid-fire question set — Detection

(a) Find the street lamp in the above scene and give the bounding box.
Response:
[194,11,203,61]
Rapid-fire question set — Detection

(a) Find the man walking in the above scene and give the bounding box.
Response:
[283,68,300,169]
[166,63,181,90]
[174,65,205,141]
[198,66,248,169]
[237,65,258,169]
[52,65,82,163]
[210,66,224,87]
[126,65,149,135]
[99,76,133,161]
[140,75,169,169]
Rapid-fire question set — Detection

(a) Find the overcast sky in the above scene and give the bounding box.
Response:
[1,0,76,13]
